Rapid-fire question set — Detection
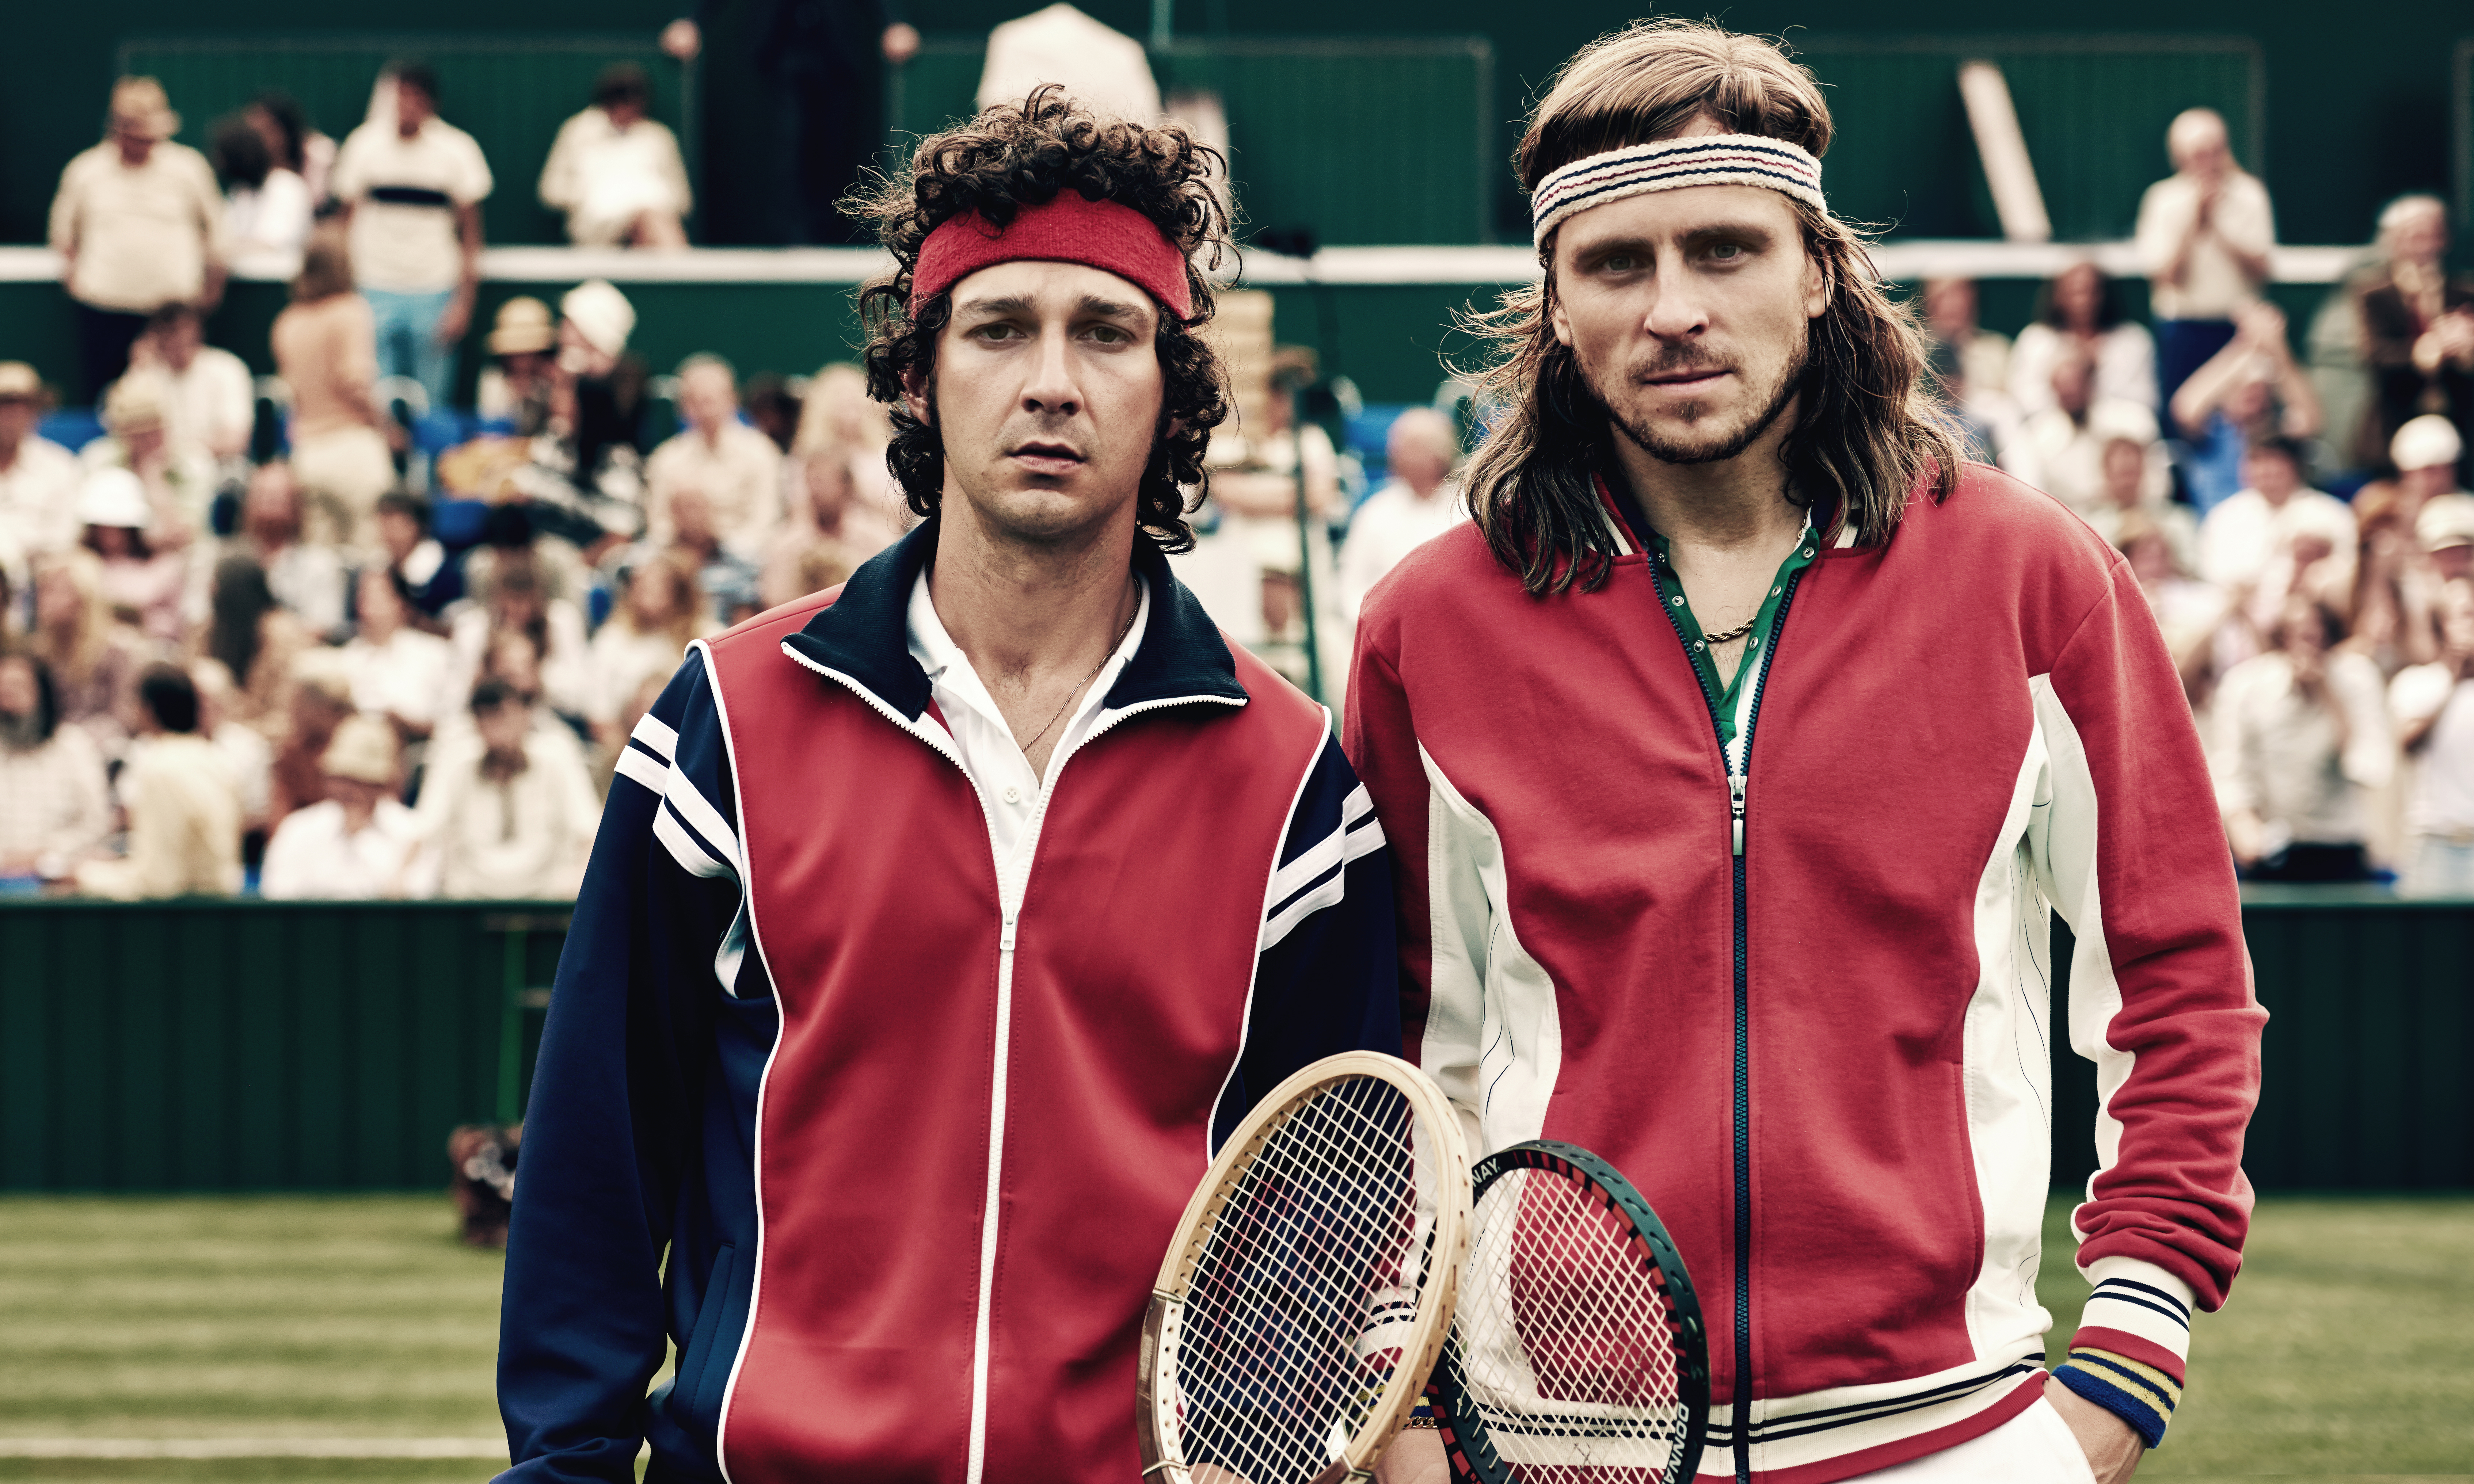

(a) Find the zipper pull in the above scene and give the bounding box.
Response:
[1000,909,1018,952]
[1729,772,1747,856]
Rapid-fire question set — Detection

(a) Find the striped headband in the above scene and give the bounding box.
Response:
[1531,134,1826,247]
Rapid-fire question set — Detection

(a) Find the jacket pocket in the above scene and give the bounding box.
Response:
[674,1243,739,1440]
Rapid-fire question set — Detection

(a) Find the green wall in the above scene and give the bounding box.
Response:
[3,893,2466,1191]
[3,4,2465,250]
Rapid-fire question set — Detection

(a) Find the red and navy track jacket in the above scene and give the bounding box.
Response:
[496,520,1398,1483]
[1345,466,2265,1484]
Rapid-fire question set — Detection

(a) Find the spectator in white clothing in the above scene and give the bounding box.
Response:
[644,355,781,552]
[415,677,600,900]
[584,547,711,742]
[2197,435,2354,594]
[1338,407,1466,621]
[329,61,492,413]
[245,92,334,211]
[1999,349,2165,516]
[128,304,253,465]
[1920,276,2016,458]
[340,565,454,741]
[2008,261,2158,416]
[2081,415,2198,579]
[2138,107,2276,409]
[445,552,593,726]
[75,664,244,899]
[0,652,112,879]
[260,713,433,899]
[211,113,312,281]
[2215,597,2392,882]
[538,65,690,249]
[2391,578,2474,895]
[48,77,228,398]
[0,363,83,560]
[226,463,347,635]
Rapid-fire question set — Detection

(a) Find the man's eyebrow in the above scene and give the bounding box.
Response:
[954,293,1036,318]
[1681,219,1779,245]
[1078,293,1149,321]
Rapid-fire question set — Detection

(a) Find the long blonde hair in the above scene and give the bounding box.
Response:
[1462,19,1962,596]
[30,551,118,684]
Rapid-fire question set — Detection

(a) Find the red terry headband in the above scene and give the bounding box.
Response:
[909,194,1194,321]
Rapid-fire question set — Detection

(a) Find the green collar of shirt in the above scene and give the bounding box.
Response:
[1645,522,1818,753]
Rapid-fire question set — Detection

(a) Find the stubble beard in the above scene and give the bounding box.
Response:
[1596,335,1810,468]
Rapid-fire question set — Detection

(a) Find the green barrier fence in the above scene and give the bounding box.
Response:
[0,900,563,1192]
[2,891,2465,1192]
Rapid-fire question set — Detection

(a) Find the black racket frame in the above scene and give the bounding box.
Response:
[1429,1140,1710,1484]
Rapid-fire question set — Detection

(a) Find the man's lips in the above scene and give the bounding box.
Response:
[1008,443,1086,474]
[1641,367,1731,389]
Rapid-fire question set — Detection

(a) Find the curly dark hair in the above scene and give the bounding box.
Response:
[848,87,1233,552]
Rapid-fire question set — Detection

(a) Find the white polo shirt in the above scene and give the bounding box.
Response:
[905,568,1149,869]
[331,118,494,294]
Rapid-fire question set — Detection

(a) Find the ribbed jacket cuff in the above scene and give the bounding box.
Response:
[2053,1348,2177,1449]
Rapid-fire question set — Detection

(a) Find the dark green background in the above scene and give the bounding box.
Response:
[2,895,2465,1191]
[3,2,2466,248]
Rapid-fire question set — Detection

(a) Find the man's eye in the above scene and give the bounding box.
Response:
[1708,243,1746,262]
[1085,324,1131,344]
[1601,254,1640,273]
[972,324,1022,342]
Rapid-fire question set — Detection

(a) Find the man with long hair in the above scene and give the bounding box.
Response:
[1349,22,2260,1484]
[495,89,1396,1481]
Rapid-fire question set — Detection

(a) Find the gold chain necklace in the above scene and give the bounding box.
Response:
[1016,581,1142,758]
[1699,612,1761,646]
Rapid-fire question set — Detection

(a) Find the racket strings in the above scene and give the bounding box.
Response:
[1167,1076,1440,1483]
[1453,1166,1687,1483]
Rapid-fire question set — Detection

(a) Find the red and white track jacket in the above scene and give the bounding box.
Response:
[1344,466,2265,1484]
[497,522,1398,1483]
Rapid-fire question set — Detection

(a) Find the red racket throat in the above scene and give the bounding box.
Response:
[1431,1142,1710,1484]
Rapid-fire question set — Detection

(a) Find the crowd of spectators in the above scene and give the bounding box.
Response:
[1928,107,2474,892]
[6,78,2473,899]
[1,67,924,899]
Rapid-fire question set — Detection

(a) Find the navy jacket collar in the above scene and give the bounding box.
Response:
[781,517,1249,722]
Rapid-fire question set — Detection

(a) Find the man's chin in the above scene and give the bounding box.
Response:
[1615,406,1764,466]
[956,477,1134,546]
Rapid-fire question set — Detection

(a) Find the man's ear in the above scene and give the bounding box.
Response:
[1546,274,1575,348]
[900,365,932,425]
[1803,249,1832,321]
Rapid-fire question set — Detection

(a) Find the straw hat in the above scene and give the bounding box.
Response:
[2417,494,2474,554]
[108,77,180,142]
[488,297,557,356]
[559,279,636,357]
[74,468,152,530]
[2392,414,2463,474]
[0,362,46,404]
[320,714,401,787]
[102,374,168,434]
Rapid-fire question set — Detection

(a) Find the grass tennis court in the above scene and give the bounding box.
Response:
[0,1195,2466,1482]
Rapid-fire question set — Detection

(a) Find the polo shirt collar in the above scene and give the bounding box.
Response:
[782,516,1247,722]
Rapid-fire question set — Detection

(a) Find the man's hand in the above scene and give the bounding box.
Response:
[435,290,473,348]
[2045,1374,2144,1483]
[1373,1426,1448,1484]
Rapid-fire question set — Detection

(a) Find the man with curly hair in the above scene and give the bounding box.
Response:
[1351,21,2260,1484]
[494,90,1398,1482]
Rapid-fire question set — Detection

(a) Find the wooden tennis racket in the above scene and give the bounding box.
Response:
[1139,1052,1472,1484]
[1429,1141,1710,1484]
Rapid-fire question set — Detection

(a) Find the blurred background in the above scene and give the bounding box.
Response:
[0,3,2470,1481]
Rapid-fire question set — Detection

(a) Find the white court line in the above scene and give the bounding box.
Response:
[0,1438,508,1459]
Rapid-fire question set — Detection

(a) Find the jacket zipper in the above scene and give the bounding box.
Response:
[783,643,1237,1484]
[1649,558,1805,1484]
